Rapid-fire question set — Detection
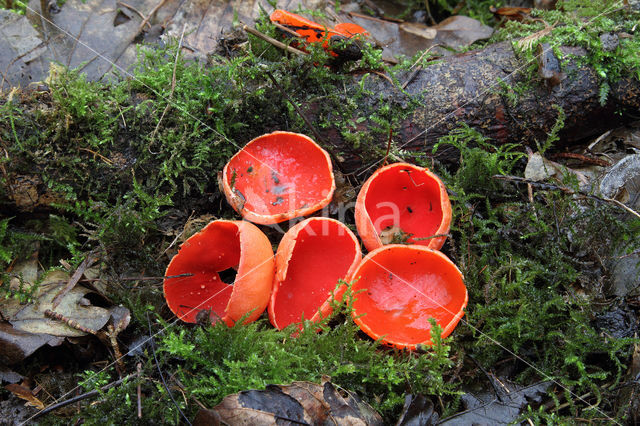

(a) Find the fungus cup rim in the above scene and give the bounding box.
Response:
[355,162,452,252]
[269,217,362,330]
[347,244,467,350]
[222,131,336,225]
[163,219,274,326]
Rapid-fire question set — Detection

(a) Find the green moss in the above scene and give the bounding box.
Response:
[490,1,640,101]
[1,4,639,423]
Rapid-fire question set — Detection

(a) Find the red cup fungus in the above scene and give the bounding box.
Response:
[163,220,274,326]
[222,131,336,225]
[355,162,452,252]
[269,217,362,329]
[347,244,467,349]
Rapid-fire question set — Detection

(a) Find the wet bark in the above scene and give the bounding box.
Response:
[321,41,640,172]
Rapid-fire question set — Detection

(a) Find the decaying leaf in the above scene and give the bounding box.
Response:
[1,270,111,337]
[524,152,589,187]
[396,394,438,426]
[5,383,45,410]
[490,6,532,22]
[0,322,63,365]
[210,380,383,425]
[440,379,550,425]
[0,366,23,384]
[399,22,437,40]
[432,16,494,50]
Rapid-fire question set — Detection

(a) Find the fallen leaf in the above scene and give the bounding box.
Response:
[490,6,532,22]
[399,22,437,40]
[212,380,383,425]
[396,394,438,426]
[524,152,589,187]
[5,383,45,409]
[0,321,64,365]
[440,379,550,425]
[0,366,23,384]
[1,270,112,337]
[433,16,494,50]
[0,9,47,90]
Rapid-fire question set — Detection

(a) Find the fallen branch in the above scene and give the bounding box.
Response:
[30,374,136,420]
[493,174,640,220]
[243,25,307,56]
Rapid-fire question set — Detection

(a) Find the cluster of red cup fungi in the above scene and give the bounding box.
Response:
[164,131,468,349]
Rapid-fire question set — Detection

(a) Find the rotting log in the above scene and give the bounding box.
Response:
[317,41,640,173]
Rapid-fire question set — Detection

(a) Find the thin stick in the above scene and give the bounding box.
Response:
[137,363,142,418]
[157,210,194,260]
[493,175,640,219]
[150,25,185,143]
[383,128,392,166]
[51,252,98,309]
[243,25,307,56]
[137,0,168,34]
[79,273,194,283]
[265,70,321,142]
[30,375,135,420]
[147,313,192,425]
[116,1,148,25]
[271,21,301,39]
[44,309,98,335]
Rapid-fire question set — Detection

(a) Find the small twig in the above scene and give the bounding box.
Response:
[549,152,611,167]
[401,45,442,89]
[468,355,505,403]
[346,10,403,23]
[107,324,125,373]
[51,252,98,309]
[382,128,394,166]
[78,147,114,165]
[150,25,185,144]
[271,21,302,39]
[44,309,98,335]
[243,25,308,56]
[493,175,640,220]
[137,0,168,34]
[79,273,194,283]
[31,374,135,420]
[264,70,345,173]
[157,210,194,260]
[137,363,142,418]
[116,1,148,26]
[147,312,192,425]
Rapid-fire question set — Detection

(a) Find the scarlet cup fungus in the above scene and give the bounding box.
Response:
[269,217,361,329]
[163,220,274,326]
[222,131,335,225]
[355,162,452,251]
[269,9,368,59]
[348,244,467,349]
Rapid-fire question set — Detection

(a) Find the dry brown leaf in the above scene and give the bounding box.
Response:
[399,22,437,40]
[5,383,45,409]
[210,380,383,425]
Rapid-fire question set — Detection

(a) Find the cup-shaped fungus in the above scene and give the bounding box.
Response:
[269,217,361,329]
[222,131,335,225]
[163,220,274,326]
[348,244,467,349]
[355,162,452,251]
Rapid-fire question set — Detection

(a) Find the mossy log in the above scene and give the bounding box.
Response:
[321,41,640,172]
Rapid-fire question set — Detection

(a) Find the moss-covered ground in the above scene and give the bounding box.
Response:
[1,0,639,423]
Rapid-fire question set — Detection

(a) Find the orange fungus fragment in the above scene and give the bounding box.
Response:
[222,131,336,225]
[355,162,452,251]
[269,217,361,329]
[163,220,274,326]
[348,245,467,349]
